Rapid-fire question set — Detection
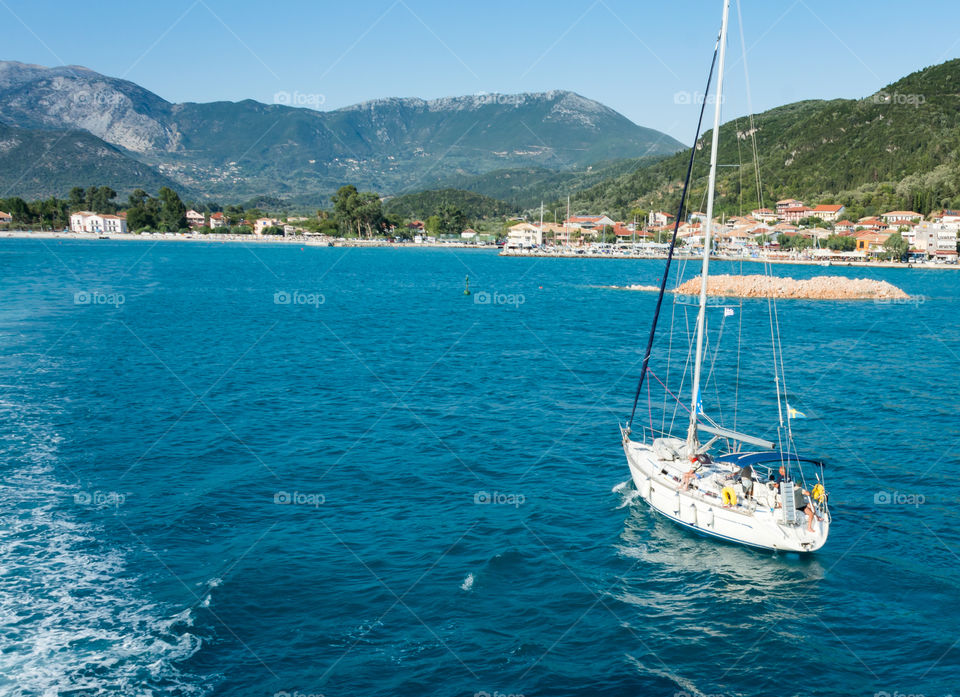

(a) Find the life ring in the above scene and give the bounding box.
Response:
[811,483,826,503]
[721,486,737,507]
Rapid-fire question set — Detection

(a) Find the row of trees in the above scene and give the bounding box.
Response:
[330,185,475,239]
[0,196,72,229]
[2,183,488,238]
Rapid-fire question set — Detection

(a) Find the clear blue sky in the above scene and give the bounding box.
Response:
[3,0,958,143]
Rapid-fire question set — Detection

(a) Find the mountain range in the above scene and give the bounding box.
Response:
[0,60,684,204]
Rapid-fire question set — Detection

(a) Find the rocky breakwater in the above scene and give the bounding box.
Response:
[673,274,910,300]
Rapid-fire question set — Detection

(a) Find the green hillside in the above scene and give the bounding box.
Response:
[384,188,515,220]
[559,60,960,220]
[0,123,183,200]
[437,156,667,211]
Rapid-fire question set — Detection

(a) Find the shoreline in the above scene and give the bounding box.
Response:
[498,249,958,270]
[0,230,498,250]
[2,231,955,270]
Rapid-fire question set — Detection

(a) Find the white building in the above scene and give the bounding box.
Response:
[810,204,845,222]
[564,215,615,230]
[881,210,923,224]
[70,211,128,234]
[100,214,127,233]
[911,222,958,257]
[209,212,227,229]
[750,208,778,223]
[70,211,97,232]
[505,223,542,248]
[185,209,205,227]
[650,211,675,227]
[937,210,960,224]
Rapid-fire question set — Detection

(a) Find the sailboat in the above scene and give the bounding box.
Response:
[620,0,830,553]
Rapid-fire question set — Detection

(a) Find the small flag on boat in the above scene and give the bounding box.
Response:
[724,307,735,317]
[696,391,704,414]
[787,404,806,419]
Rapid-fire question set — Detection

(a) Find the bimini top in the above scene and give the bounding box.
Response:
[716,451,827,469]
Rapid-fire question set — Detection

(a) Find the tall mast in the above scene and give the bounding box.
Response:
[687,0,730,451]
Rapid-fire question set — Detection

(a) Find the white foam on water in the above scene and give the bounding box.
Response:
[0,399,210,696]
[613,480,641,509]
[460,573,475,591]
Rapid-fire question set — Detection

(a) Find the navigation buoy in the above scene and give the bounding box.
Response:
[464,275,471,296]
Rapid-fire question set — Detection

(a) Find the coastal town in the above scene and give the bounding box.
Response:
[502,199,960,264]
[1,195,958,266]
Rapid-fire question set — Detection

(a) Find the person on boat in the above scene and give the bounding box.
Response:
[767,474,782,507]
[738,464,755,499]
[800,488,821,532]
[681,463,701,491]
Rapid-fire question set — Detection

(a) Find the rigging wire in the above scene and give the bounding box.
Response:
[736,0,796,466]
[627,35,721,429]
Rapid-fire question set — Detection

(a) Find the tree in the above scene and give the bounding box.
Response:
[127,189,160,230]
[68,187,85,211]
[4,197,30,222]
[778,233,813,251]
[332,185,384,237]
[436,203,467,236]
[883,232,909,261]
[825,234,856,251]
[88,186,117,213]
[158,187,187,231]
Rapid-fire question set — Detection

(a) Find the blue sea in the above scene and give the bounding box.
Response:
[1,239,958,697]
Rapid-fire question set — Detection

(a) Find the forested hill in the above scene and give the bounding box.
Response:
[384,189,515,220]
[557,59,960,221]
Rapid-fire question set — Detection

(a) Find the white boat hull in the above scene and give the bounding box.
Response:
[623,436,829,553]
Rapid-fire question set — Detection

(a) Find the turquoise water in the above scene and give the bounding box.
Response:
[1,239,958,697]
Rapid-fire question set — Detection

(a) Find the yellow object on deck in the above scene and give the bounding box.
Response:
[721,486,737,507]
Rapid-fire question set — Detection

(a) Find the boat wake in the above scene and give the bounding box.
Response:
[0,400,210,696]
